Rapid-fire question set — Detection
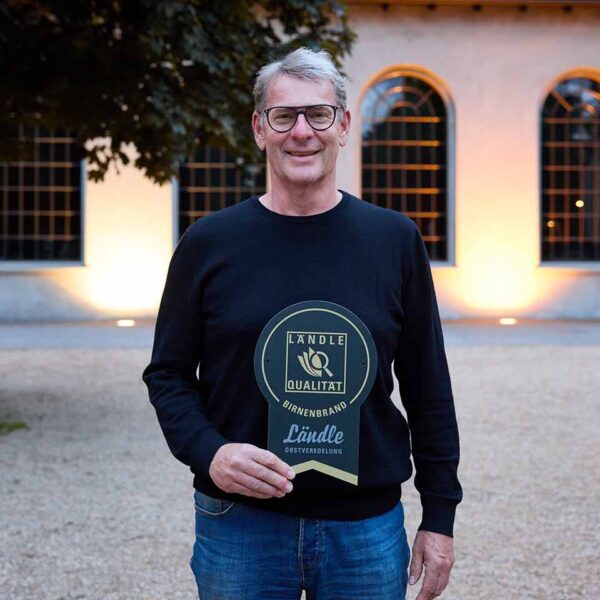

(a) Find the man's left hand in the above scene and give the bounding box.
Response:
[408,530,455,599]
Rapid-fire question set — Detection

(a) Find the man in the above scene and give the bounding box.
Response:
[142,47,462,600]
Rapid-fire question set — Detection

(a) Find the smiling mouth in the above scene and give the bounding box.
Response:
[286,150,320,157]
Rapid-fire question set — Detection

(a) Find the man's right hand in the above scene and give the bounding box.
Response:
[208,443,295,499]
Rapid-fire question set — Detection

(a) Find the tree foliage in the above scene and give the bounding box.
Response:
[0,1,355,184]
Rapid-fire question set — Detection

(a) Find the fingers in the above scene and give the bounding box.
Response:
[253,447,296,481]
[415,565,440,600]
[233,467,291,499]
[409,544,424,587]
[410,530,455,599]
[243,446,294,495]
[434,562,452,595]
[432,550,454,596]
[225,480,273,499]
[209,443,295,499]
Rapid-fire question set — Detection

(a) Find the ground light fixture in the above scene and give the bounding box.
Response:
[116,319,136,327]
[498,317,518,326]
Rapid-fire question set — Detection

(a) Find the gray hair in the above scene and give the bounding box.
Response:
[253,47,347,115]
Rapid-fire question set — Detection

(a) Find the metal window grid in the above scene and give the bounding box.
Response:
[177,145,266,238]
[361,72,448,260]
[541,77,600,262]
[0,126,83,261]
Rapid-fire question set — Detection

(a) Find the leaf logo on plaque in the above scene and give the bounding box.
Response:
[254,300,378,485]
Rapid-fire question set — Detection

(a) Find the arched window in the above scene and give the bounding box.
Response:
[0,126,83,261]
[177,145,266,238]
[541,75,600,262]
[361,70,450,261]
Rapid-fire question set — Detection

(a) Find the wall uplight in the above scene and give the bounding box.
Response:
[116,319,136,327]
[498,317,518,326]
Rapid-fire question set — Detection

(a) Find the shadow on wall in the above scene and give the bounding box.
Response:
[0,272,97,322]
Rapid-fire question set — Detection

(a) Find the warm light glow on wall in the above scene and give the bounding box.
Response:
[85,242,168,313]
[453,237,572,315]
[498,317,517,325]
[457,238,537,312]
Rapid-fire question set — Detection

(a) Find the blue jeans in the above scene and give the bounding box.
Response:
[189,489,410,599]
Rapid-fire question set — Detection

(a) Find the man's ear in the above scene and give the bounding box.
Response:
[339,109,351,148]
[252,111,266,151]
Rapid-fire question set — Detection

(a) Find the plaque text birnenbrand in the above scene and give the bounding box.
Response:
[254,300,378,485]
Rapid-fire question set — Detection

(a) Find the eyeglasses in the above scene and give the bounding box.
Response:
[263,104,340,133]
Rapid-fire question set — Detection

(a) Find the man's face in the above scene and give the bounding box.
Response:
[252,74,351,188]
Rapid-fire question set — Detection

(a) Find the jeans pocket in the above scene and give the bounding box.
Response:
[193,489,236,517]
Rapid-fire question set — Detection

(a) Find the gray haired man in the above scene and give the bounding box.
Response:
[143,47,462,600]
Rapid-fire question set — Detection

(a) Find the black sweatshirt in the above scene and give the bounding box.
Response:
[142,190,462,537]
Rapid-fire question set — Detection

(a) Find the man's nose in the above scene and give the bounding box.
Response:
[290,113,314,138]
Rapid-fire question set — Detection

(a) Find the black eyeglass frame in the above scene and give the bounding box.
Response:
[263,104,342,133]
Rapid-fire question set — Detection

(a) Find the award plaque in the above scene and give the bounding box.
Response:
[254,300,378,485]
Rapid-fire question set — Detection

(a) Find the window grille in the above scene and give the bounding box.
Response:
[177,145,266,238]
[361,71,449,261]
[0,127,83,261]
[541,76,600,261]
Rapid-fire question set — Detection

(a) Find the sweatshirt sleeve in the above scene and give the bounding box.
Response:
[142,231,229,477]
[393,224,463,537]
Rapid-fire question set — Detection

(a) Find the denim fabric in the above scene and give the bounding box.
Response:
[189,489,410,600]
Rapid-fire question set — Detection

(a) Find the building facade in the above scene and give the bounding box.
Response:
[1,0,600,321]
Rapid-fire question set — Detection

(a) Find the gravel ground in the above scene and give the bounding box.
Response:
[1,344,599,599]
